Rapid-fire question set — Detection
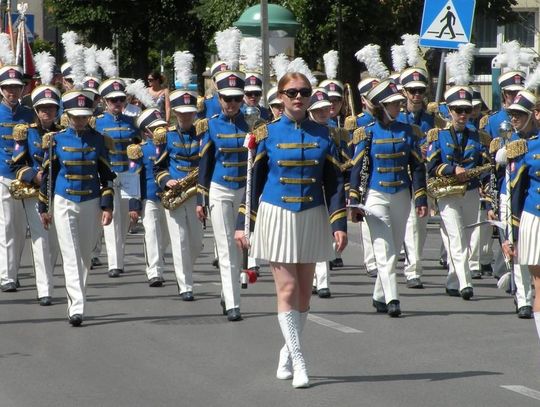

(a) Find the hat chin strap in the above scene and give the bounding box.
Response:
[514,113,532,133]
[0,87,18,107]
[381,103,396,122]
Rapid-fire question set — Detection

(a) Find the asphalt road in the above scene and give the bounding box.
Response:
[0,221,539,407]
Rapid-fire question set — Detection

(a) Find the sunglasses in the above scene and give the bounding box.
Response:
[245,91,262,97]
[109,97,126,103]
[147,78,155,82]
[452,107,472,114]
[407,88,426,95]
[281,88,311,98]
[221,95,243,103]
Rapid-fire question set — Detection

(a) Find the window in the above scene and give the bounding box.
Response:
[505,11,536,47]
[473,11,497,48]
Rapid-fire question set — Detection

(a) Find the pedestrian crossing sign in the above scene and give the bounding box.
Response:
[419,0,476,49]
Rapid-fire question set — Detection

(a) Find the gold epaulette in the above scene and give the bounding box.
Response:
[352,127,366,144]
[478,130,491,147]
[506,139,528,159]
[103,135,115,150]
[88,116,96,129]
[195,118,208,137]
[96,114,104,119]
[12,124,28,141]
[344,115,357,131]
[168,125,176,131]
[30,123,37,128]
[434,114,448,129]
[426,128,439,143]
[411,124,425,140]
[59,113,69,128]
[426,102,439,114]
[253,122,268,142]
[489,137,501,154]
[42,132,56,149]
[152,127,167,145]
[127,144,143,160]
[196,96,205,113]
[479,114,489,130]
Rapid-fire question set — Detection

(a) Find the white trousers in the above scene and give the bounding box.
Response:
[91,229,103,258]
[0,177,26,285]
[142,199,169,280]
[314,261,329,290]
[438,189,479,291]
[361,221,377,272]
[499,193,531,308]
[209,182,243,310]
[164,195,203,293]
[403,199,428,280]
[469,207,494,270]
[103,183,130,270]
[23,197,60,298]
[365,189,410,303]
[54,195,100,317]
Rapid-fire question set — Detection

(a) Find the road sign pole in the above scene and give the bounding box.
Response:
[435,50,447,103]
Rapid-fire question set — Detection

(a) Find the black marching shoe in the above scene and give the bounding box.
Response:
[312,285,317,295]
[387,300,401,317]
[372,299,388,313]
[406,278,424,289]
[148,277,163,287]
[90,257,102,269]
[460,287,474,300]
[212,258,220,269]
[439,258,448,268]
[39,296,52,306]
[518,306,533,319]
[108,269,121,278]
[181,291,194,302]
[68,314,83,327]
[220,298,227,315]
[226,308,242,321]
[317,288,331,298]
[1,282,17,292]
[470,270,482,280]
[481,263,493,276]
[445,288,460,297]
[329,258,344,268]
[366,269,378,278]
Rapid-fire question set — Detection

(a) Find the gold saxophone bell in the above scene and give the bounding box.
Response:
[160,168,199,210]
[9,179,39,200]
[427,163,492,199]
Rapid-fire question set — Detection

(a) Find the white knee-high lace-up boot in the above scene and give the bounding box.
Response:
[277,310,309,388]
[276,310,308,380]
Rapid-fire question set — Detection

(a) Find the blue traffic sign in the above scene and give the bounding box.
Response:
[419,0,476,49]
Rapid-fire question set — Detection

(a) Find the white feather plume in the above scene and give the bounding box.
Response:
[34,51,56,85]
[445,43,475,86]
[391,45,408,73]
[125,79,156,109]
[401,34,421,67]
[214,26,242,71]
[241,37,262,72]
[62,33,85,89]
[355,44,389,80]
[0,33,14,65]
[501,40,522,71]
[84,45,100,78]
[96,48,118,78]
[272,53,289,81]
[323,50,339,80]
[287,57,317,86]
[173,50,194,89]
[525,65,540,90]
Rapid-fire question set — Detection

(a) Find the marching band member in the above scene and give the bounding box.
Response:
[128,107,170,288]
[426,85,491,300]
[153,51,203,300]
[198,61,229,119]
[242,72,271,121]
[196,69,249,321]
[235,70,347,388]
[397,67,434,289]
[267,86,284,120]
[349,79,427,317]
[0,64,34,292]
[95,78,139,278]
[503,118,540,339]
[39,90,116,326]
[10,59,62,305]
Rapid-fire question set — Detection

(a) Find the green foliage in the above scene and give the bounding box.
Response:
[31,38,55,54]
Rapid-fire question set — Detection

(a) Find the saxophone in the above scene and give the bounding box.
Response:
[427,163,492,199]
[9,179,39,199]
[358,130,373,204]
[160,168,199,210]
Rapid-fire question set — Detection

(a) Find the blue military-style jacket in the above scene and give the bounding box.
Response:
[154,125,200,189]
[198,94,222,119]
[11,122,62,185]
[508,136,540,237]
[127,138,164,212]
[426,126,491,191]
[0,102,34,178]
[397,107,434,139]
[481,109,510,139]
[197,112,249,205]
[95,111,138,173]
[37,126,116,213]
[236,114,347,233]
[349,120,427,207]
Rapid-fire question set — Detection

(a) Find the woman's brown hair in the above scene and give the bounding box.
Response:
[277,72,311,93]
